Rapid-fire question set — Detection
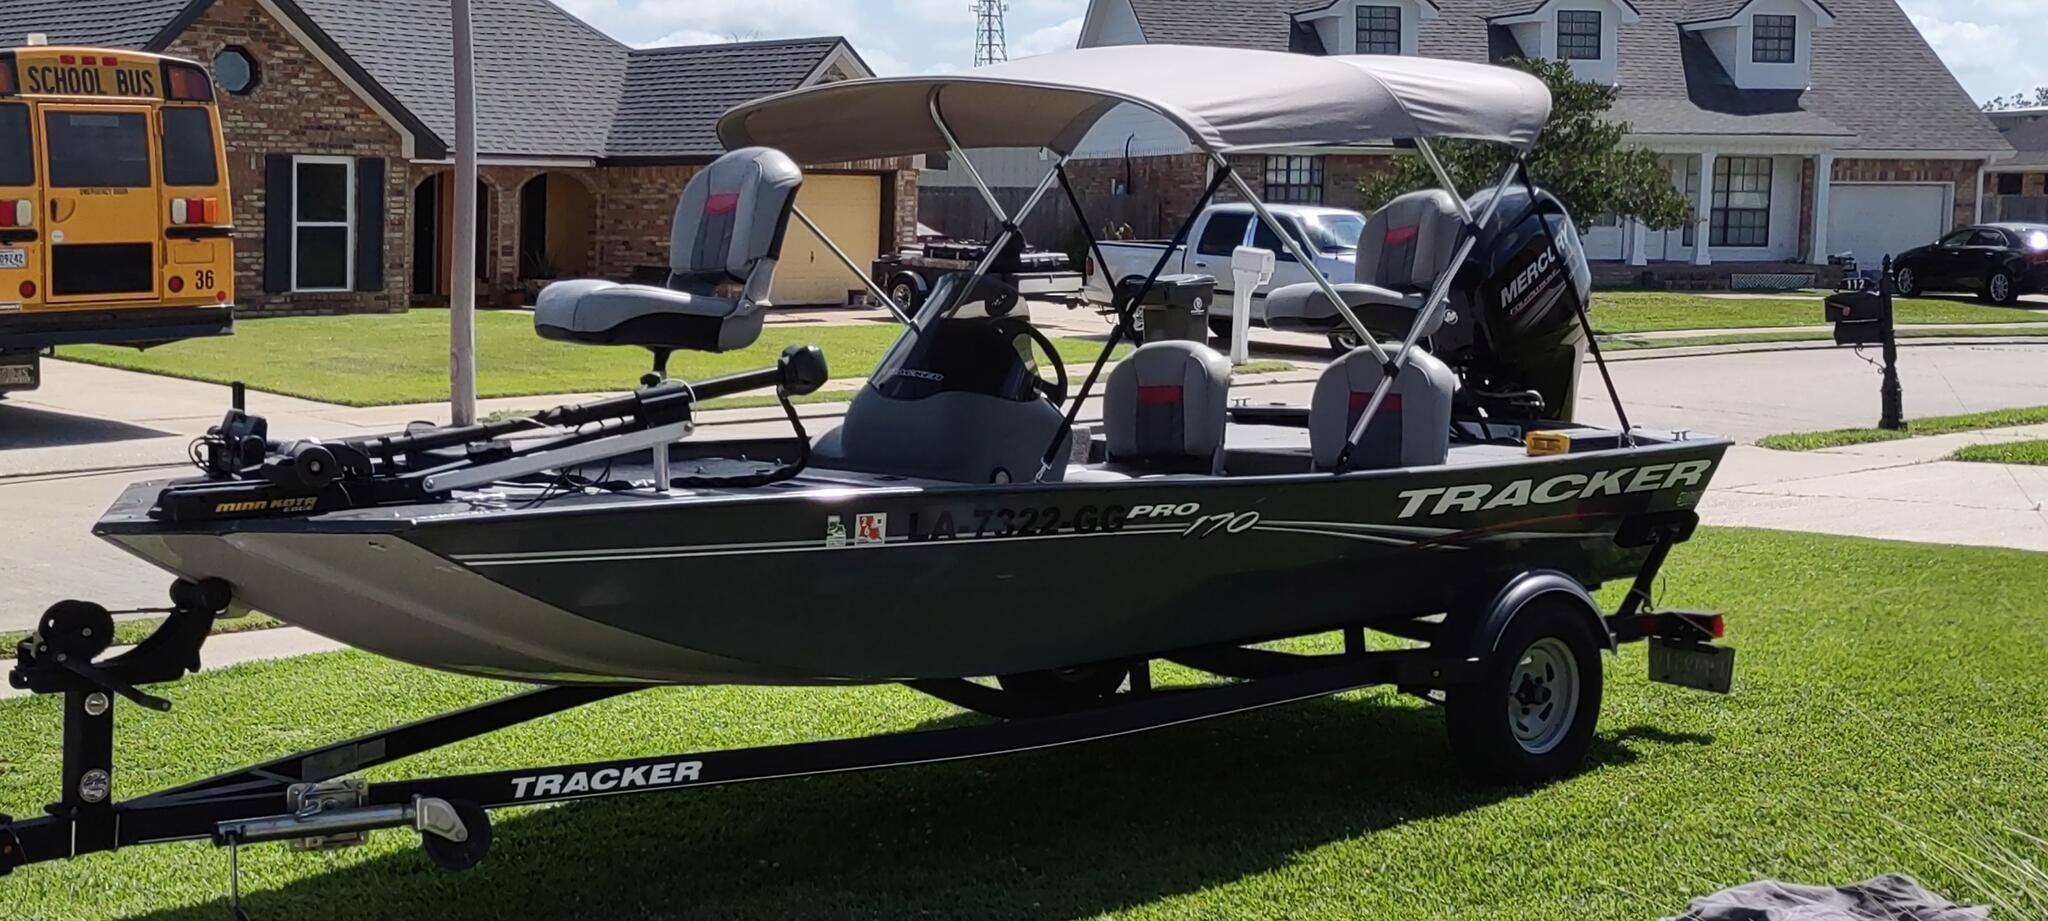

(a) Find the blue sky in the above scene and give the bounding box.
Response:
[555,0,2043,105]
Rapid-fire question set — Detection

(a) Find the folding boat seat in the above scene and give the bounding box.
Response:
[535,147,802,354]
[1310,346,1456,471]
[1076,340,1232,478]
[1264,189,1465,339]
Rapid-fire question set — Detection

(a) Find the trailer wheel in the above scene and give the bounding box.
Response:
[888,276,923,311]
[1444,599,1603,785]
[421,799,492,871]
[997,664,1129,705]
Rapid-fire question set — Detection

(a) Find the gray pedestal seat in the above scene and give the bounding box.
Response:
[535,147,802,356]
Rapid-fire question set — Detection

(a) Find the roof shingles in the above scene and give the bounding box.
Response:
[1119,0,2003,154]
[0,0,847,160]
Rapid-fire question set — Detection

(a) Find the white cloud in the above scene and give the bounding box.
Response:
[1012,14,1083,58]
[1902,0,2048,103]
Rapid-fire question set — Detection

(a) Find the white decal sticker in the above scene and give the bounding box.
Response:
[824,515,847,548]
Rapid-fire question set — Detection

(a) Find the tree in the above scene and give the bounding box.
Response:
[1983,87,2048,111]
[1360,57,1691,231]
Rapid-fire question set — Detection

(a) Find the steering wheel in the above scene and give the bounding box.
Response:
[995,317,1069,407]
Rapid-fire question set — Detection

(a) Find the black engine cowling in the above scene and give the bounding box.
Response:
[1430,185,1592,421]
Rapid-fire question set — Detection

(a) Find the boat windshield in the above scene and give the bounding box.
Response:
[1303,213,1365,251]
[868,272,1045,402]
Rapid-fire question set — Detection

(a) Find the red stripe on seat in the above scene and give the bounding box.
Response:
[1349,392,1403,411]
[1136,385,1184,404]
[705,192,740,215]
[1384,225,1419,245]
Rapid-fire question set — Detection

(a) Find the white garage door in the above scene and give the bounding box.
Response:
[1827,184,1950,266]
[773,174,883,306]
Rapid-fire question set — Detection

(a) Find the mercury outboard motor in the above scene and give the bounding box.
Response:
[1431,184,1592,421]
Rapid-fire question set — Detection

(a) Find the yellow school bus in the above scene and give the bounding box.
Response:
[0,44,234,393]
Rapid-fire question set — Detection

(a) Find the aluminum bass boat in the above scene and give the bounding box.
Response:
[5,47,1735,886]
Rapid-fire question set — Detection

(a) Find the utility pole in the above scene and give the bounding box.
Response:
[972,0,1008,67]
[449,0,479,425]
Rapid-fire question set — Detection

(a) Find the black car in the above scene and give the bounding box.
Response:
[1892,223,2048,305]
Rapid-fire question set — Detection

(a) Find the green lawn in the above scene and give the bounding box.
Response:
[1600,325,2048,351]
[2,528,2045,920]
[56,311,1126,407]
[1758,405,2048,451]
[1590,291,2048,335]
[1952,439,2048,466]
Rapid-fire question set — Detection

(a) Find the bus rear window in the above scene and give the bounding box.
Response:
[0,104,30,186]
[44,111,150,188]
[161,107,219,186]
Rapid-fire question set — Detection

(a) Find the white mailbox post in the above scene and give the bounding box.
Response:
[1228,246,1276,366]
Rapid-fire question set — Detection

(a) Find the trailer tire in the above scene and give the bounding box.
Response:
[888,275,925,312]
[1443,598,1603,785]
[421,799,492,871]
[997,664,1129,705]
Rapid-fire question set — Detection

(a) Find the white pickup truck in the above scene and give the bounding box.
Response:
[1080,202,1366,346]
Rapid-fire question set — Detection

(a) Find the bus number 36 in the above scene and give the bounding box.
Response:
[194,270,215,289]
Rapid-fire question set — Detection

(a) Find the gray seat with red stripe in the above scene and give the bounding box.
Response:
[1097,341,1232,475]
[1310,345,1456,471]
[535,147,801,353]
[1265,189,1464,338]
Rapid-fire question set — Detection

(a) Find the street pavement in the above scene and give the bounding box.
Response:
[3,337,2046,631]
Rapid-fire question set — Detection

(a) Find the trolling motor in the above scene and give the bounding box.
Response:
[1824,254,1905,431]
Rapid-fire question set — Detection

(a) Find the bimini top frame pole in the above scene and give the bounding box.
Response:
[1212,154,1390,369]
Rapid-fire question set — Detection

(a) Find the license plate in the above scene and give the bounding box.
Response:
[0,363,36,387]
[1649,639,1735,694]
[0,249,24,270]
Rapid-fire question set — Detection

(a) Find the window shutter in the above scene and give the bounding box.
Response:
[354,157,386,293]
[263,154,293,293]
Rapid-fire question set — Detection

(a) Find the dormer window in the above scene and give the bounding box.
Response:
[1680,0,1832,91]
[1357,5,1402,55]
[1751,14,1796,63]
[1557,10,1602,60]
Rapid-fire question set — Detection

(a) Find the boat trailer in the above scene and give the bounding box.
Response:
[1,513,1726,911]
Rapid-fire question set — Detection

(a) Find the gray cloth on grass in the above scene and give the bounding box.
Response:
[1662,874,1988,921]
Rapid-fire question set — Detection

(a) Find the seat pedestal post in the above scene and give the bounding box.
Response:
[644,348,674,496]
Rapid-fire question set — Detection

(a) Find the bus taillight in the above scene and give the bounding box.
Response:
[170,197,219,225]
[168,275,185,293]
[0,200,28,227]
[0,54,17,97]
[162,62,214,102]
[18,281,33,299]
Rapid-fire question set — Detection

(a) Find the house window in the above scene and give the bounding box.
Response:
[1557,10,1602,61]
[1264,155,1324,204]
[1996,173,2023,195]
[214,47,260,95]
[1751,14,1797,64]
[1710,156,1772,247]
[293,156,354,291]
[1355,5,1402,55]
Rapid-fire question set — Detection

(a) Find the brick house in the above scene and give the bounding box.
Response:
[1061,0,2011,285]
[1984,109,2048,224]
[1,0,920,315]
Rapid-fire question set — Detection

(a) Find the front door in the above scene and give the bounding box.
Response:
[36,104,161,305]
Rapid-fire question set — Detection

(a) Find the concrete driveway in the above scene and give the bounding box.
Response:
[3,339,2045,630]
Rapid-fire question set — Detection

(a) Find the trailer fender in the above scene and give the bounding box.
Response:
[1455,570,1614,661]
